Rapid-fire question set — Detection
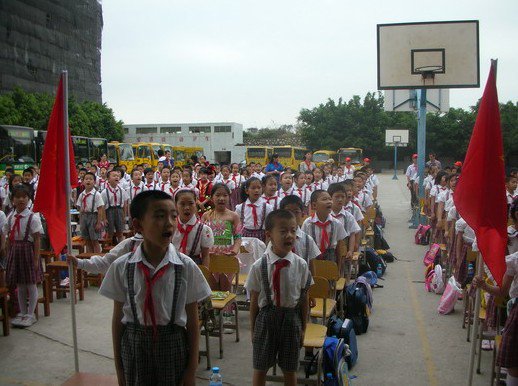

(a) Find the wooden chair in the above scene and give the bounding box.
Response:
[0,287,9,336]
[309,276,336,325]
[72,239,86,254]
[76,252,105,287]
[312,260,347,318]
[462,250,479,335]
[197,297,213,370]
[35,273,51,318]
[46,261,84,302]
[208,255,240,358]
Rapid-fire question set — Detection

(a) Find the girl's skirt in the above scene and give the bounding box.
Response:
[496,300,518,368]
[241,228,266,243]
[230,188,241,211]
[6,240,42,286]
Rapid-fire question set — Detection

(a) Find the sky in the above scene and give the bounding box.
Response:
[101,0,517,129]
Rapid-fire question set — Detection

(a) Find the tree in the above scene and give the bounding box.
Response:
[0,88,124,141]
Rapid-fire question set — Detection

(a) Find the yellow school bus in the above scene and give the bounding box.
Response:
[313,150,337,167]
[337,147,363,167]
[108,142,135,170]
[172,146,186,167]
[246,146,273,167]
[184,146,204,164]
[133,143,155,167]
[272,146,308,170]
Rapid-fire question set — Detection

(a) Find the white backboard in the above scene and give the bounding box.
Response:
[385,129,409,147]
[377,20,480,89]
[384,89,449,112]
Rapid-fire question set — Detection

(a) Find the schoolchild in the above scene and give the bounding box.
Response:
[142,167,156,191]
[302,190,347,270]
[509,200,518,255]
[235,177,273,242]
[251,163,266,180]
[363,165,379,201]
[5,184,43,328]
[99,190,211,385]
[101,170,129,243]
[220,164,236,194]
[0,168,14,210]
[279,195,320,262]
[120,164,131,185]
[328,183,361,258]
[292,172,310,211]
[329,166,346,184]
[304,170,314,191]
[172,189,214,266]
[169,169,182,199]
[125,169,144,207]
[212,163,223,183]
[261,175,280,210]
[343,158,356,180]
[76,172,105,253]
[341,180,365,224]
[310,167,328,191]
[196,167,213,213]
[506,175,518,207]
[229,163,245,210]
[246,209,313,386]
[180,169,200,197]
[2,174,24,214]
[278,172,294,199]
[97,166,108,191]
[0,167,14,189]
[22,168,37,193]
[156,166,172,194]
[352,173,373,213]
[154,161,164,183]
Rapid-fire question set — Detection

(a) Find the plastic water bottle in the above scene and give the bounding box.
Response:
[324,373,335,386]
[209,367,222,386]
[467,263,475,279]
[376,263,383,277]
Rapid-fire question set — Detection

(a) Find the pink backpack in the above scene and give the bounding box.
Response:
[423,243,441,266]
[424,264,435,292]
[415,224,431,245]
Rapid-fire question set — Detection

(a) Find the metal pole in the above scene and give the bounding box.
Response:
[62,70,80,372]
[414,88,427,226]
[392,143,398,180]
[467,254,483,385]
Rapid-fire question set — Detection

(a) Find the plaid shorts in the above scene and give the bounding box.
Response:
[253,305,303,372]
[80,212,101,240]
[106,207,124,233]
[497,301,518,368]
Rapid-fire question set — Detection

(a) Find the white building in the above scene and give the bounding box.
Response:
[123,122,245,164]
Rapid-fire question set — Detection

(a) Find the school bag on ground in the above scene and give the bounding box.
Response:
[373,224,390,250]
[345,281,370,335]
[423,243,441,266]
[326,316,358,369]
[415,224,431,245]
[322,336,353,385]
[376,249,396,263]
[365,248,386,277]
[438,276,462,314]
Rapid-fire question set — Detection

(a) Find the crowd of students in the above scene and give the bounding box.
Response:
[0,153,381,385]
[409,152,518,385]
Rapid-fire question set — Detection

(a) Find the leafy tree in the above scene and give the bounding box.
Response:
[0,88,123,141]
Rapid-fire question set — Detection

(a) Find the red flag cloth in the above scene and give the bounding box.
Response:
[33,75,78,254]
[454,63,507,286]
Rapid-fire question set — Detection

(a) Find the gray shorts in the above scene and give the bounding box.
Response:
[106,207,124,234]
[80,212,101,240]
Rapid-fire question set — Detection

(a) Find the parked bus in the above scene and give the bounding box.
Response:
[108,142,135,170]
[71,136,108,164]
[133,143,155,166]
[312,150,337,167]
[0,125,36,175]
[184,146,204,164]
[272,146,308,170]
[337,147,363,167]
[245,146,273,167]
[172,146,186,167]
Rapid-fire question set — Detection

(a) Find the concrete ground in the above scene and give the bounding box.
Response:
[0,173,494,386]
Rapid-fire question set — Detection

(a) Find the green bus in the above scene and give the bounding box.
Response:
[0,125,36,176]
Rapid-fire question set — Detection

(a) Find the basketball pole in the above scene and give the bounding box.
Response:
[415,88,427,226]
[392,142,398,180]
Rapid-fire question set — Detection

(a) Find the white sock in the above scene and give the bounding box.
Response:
[507,373,518,386]
[27,284,38,316]
[16,284,28,315]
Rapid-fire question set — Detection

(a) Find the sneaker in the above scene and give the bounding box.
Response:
[60,277,70,287]
[19,314,37,328]
[11,313,24,327]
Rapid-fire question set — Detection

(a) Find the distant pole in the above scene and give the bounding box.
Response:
[415,89,427,226]
[392,142,399,180]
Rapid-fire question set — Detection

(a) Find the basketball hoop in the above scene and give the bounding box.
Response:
[414,65,444,80]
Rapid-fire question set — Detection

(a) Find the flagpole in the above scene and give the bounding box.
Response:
[466,253,483,385]
[62,70,80,372]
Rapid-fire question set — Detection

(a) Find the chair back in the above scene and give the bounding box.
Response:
[209,254,240,275]
[309,276,331,299]
[312,260,339,281]
[197,264,218,290]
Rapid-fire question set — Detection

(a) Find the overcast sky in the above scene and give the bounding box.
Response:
[101,0,517,129]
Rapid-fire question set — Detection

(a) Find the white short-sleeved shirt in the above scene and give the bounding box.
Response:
[278,188,294,200]
[236,198,273,229]
[436,188,452,204]
[447,206,458,222]
[455,217,475,244]
[4,209,43,242]
[310,180,328,191]
[424,175,434,191]
[354,190,373,212]
[76,189,104,213]
[156,181,172,194]
[508,225,518,255]
[78,234,144,274]
[0,211,6,235]
[101,185,129,208]
[292,186,310,207]
[244,247,313,308]
[331,209,362,236]
[178,183,200,198]
[504,251,518,299]
[507,191,517,205]
[220,179,236,192]
[230,174,245,188]
[328,175,346,184]
[344,166,355,180]
[251,172,265,180]
[172,216,214,257]
[344,201,364,222]
[406,164,418,181]
[143,181,157,191]
[302,214,348,250]
[125,182,145,203]
[292,228,320,262]
[99,244,212,327]
[261,194,280,211]
[118,179,130,191]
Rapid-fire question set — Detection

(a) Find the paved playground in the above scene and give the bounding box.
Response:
[0,172,494,386]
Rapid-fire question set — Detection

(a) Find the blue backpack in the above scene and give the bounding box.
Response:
[322,337,353,385]
[326,316,358,369]
[345,282,370,335]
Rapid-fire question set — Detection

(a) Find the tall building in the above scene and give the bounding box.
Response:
[0,0,103,102]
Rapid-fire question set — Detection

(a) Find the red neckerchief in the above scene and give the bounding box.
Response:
[315,220,331,253]
[247,203,259,227]
[177,220,197,253]
[132,185,141,199]
[273,259,290,306]
[9,213,23,242]
[107,185,118,205]
[305,160,311,168]
[82,191,92,211]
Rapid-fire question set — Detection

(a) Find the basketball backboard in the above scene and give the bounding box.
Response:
[377,20,480,89]
[385,129,409,147]
[384,89,449,112]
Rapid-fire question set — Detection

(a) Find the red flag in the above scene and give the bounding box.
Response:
[33,75,78,254]
[454,62,507,286]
